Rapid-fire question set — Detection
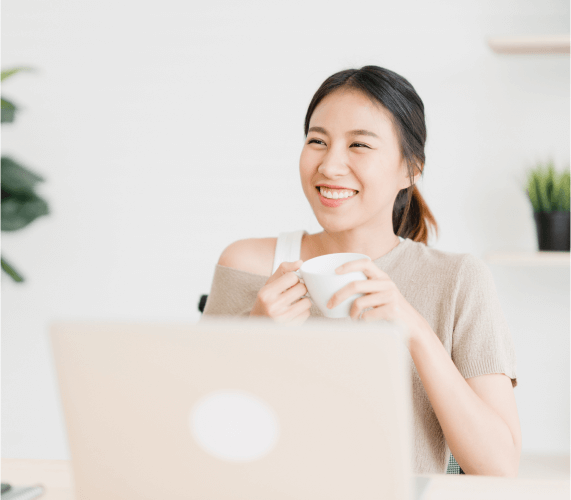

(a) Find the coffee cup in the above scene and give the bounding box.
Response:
[297,253,371,319]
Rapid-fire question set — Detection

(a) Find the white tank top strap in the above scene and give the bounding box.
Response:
[271,230,308,275]
[271,232,404,275]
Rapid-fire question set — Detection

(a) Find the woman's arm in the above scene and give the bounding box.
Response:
[409,326,521,477]
[328,256,521,477]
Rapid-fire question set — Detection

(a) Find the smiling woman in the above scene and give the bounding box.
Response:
[299,67,438,247]
[201,66,520,478]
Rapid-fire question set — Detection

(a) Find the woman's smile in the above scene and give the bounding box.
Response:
[316,185,359,207]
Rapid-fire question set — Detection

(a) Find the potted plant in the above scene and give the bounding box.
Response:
[1,67,50,282]
[525,160,570,251]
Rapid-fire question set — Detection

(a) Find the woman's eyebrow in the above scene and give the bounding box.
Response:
[308,126,379,139]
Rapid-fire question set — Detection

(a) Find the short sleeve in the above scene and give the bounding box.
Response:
[451,254,518,388]
[201,265,268,319]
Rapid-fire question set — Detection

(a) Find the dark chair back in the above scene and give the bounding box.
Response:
[198,294,208,313]
[446,454,465,474]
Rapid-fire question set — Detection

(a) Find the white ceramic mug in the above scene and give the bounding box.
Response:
[297,253,371,319]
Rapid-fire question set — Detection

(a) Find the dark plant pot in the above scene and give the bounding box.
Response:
[533,211,570,251]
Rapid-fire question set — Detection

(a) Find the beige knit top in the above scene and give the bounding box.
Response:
[202,235,518,474]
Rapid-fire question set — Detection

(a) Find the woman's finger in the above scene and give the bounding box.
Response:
[349,291,391,320]
[266,260,303,285]
[327,278,391,310]
[290,308,311,326]
[266,271,301,299]
[291,296,312,316]
[277,282,308,308]
[335,259,386,280]
[277,297,311,322]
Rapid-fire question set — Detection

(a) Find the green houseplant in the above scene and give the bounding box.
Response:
[525,160,570,251]
[1,67,50,282]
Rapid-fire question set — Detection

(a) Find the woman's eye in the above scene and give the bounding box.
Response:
[307,139,369,148]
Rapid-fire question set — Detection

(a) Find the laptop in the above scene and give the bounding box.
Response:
[49,318,432,500]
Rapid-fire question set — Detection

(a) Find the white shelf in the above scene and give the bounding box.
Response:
[484,251,570,266]
[487,35,570,54]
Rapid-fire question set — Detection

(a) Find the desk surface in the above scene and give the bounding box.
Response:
[2,458,569,500]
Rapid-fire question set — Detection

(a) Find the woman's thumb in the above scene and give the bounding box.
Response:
[267,260,303,283]
[279,259,303,272]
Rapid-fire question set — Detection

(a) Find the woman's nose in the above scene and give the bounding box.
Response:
[317,150,351,177]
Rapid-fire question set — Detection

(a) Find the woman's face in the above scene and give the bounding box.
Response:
[299,89,417,233]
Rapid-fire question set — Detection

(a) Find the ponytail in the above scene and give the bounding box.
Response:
[393,185,438,244]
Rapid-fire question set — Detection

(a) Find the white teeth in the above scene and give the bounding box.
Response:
[319,187,357,199]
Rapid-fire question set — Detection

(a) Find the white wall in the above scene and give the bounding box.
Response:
[2,0,569,459]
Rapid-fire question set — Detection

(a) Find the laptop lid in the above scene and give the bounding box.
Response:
[50,318,413,500]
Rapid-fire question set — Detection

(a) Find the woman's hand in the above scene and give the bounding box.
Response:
[326,258,430,345]
[249,260,312,325]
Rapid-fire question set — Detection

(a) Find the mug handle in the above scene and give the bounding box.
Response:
[294,270,310,298]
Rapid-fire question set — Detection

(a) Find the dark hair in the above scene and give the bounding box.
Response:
[304,65,438,245]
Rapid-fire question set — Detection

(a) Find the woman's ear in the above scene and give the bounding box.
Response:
[400,161,423,190]
[411,166,422,187]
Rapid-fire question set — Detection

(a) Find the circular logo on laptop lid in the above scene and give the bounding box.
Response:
[189,390,280,462]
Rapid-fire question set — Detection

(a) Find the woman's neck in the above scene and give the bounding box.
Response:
[301,229,400,262]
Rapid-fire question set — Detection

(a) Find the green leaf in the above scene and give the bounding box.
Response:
[1,255,24,282]
[1,156,45,195]
[545,161,556,210]
[530,163,550,212]
[539,167,552,211]
[526,169,539,211]
[555,170,570,212]
[1,193,49,231]
[1,98,16,123]
[527,167,548,212]
[1,67,34,81]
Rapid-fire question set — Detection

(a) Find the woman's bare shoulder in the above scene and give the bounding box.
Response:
[217,237,277,276]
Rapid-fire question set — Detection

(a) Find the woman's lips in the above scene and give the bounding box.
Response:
[318,191,357,207]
